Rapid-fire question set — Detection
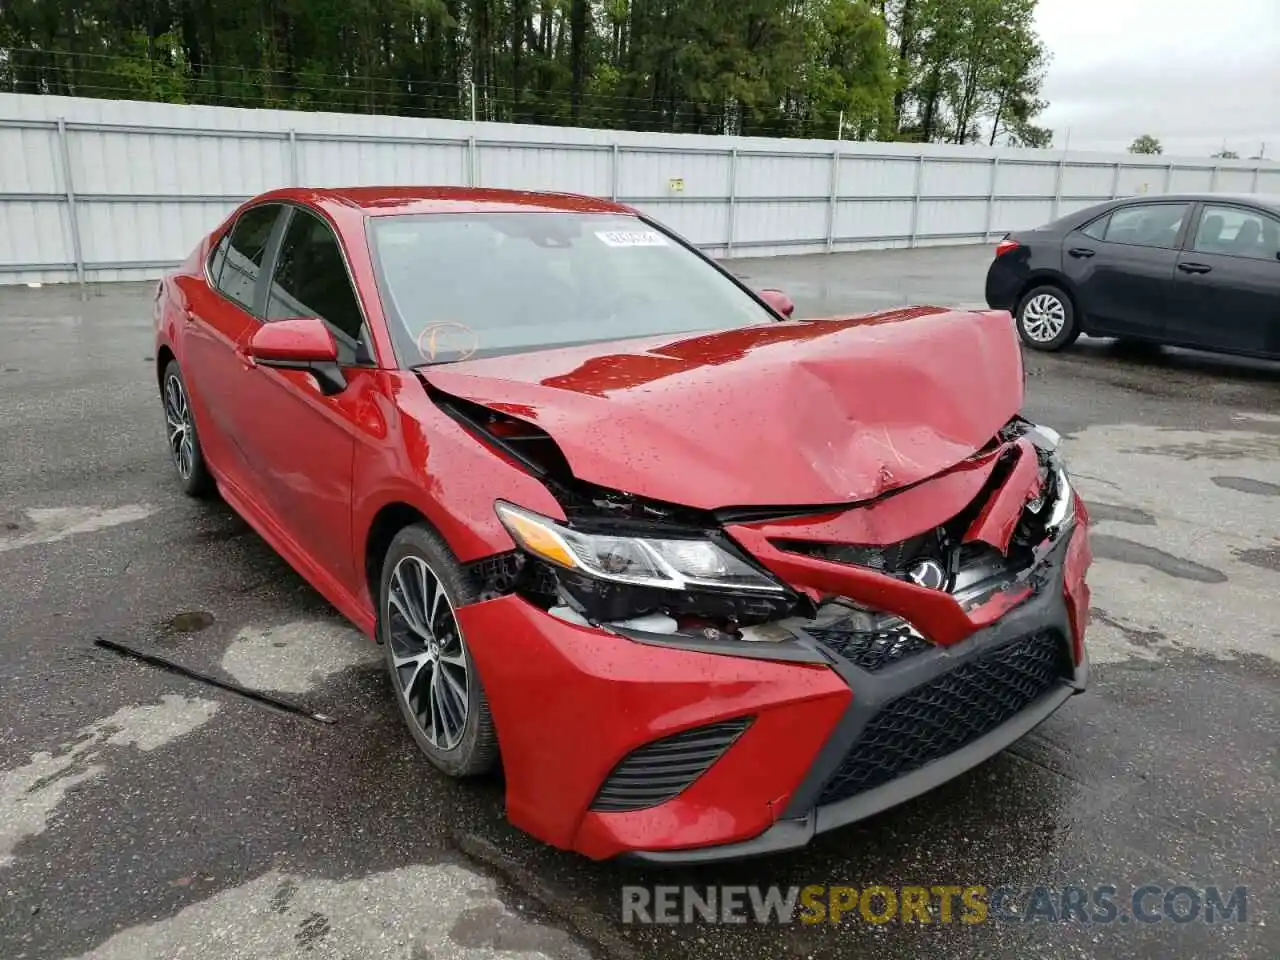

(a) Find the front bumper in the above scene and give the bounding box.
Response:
[457,520,1091,864]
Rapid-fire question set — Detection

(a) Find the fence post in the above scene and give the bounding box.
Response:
[1252,165,1262,192]
[983,156,999,240]
[1110,162,1121,199]
[288,129,299,184]
[1209,163,1219,193]
[726,146,738,257]
[908,155,925,247]
[56,117,85,291]
[1051,156,1064,219]
[1162,162,1173,193]
[467,136,477,187]
[825,145,840,253]
[610,143,620,201]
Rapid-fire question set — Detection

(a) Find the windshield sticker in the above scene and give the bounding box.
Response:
[595,230,668,247]
[416,321,479,362]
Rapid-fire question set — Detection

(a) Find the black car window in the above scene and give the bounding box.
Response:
[217,204,280,313]
[1102,203,1189,250]
[266,208,367,359]
[1081,216,1109,241]
[1193,205,1280,261]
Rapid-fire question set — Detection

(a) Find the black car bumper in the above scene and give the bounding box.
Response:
[619,531,1087,866]
[984,256,1024,312]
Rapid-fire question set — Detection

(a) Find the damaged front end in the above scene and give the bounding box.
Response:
[432,378,1092,862]
[442,381,1086,665]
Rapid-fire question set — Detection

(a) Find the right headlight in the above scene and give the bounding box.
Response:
[1045,463,1075,530]
[494,501,786,593]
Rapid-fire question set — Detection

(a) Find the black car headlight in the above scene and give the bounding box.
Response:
[494,501,786,594]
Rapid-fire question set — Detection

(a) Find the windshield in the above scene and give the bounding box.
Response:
[368,212,777,365]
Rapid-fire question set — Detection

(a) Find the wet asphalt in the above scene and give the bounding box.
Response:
[1,245,1278,959]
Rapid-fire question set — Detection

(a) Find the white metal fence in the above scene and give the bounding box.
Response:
[2,92,1278,286]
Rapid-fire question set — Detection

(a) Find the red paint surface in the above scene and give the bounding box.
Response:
[457,595,849,857]
[1063,497,1094,664]
[154,186,1086,860]
[964,437,1042,553]
[246,316,339,363]
[425,305,1024,509]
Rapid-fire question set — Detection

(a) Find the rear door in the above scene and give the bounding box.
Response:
[1167,202,1280,356]
[181,203,287,483]
[1060,201,1190,338]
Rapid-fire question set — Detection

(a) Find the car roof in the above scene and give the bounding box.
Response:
[250,186,636,218]
[1107,192,1280,212]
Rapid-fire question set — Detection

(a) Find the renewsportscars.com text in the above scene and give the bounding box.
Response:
[621,884,1248,926]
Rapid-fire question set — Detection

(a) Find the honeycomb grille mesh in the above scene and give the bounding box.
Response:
[818,630,1068,806]
[591,718,752,813]
[808,625,932,672]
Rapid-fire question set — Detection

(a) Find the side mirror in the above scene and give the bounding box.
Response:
[759,288,796,318]
[246,316,346,394]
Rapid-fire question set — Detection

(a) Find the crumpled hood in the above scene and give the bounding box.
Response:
[422,307,1024,510]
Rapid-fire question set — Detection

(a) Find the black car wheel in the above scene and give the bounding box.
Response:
[161,359,216,497]
[1015,285,1079,352]
[380,523,499,777]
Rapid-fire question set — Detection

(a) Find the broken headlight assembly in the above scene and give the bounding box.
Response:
[495,501,785,594]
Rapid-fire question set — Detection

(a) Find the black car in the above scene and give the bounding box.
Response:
[985,193,1280,359]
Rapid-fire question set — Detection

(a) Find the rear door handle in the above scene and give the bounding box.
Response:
[1178,262,1212,274]
[1067,247,1095,258]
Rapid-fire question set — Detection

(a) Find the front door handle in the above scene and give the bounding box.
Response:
[1068,247,1095,258]
[1177,262,1212,274]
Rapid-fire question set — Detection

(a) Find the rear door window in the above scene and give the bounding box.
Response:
[1101,203,1190,250]
[216,205,282,313]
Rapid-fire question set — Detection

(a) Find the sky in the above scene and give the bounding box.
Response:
[1032,0,1279,158]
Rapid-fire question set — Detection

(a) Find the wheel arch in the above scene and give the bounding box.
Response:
[364,501,432,633]
[156,345,176,390]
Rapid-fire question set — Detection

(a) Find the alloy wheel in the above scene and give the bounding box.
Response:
[1020,293,1067,343]
[163,373,195,480]
[386,555,471,750]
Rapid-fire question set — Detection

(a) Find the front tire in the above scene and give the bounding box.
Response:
[380,524,498,777]
[161,359,215,498]
[1015,285,1079,352]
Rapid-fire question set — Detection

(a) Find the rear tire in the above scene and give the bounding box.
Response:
[161,359,215,498]
[1015,285,1079,352]
[380,523,499,777]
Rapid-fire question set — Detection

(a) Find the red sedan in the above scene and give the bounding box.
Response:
[154,187,1092,863]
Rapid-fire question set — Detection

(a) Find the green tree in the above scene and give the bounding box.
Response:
[1129,134,1163,155]
[0,0,1050,140]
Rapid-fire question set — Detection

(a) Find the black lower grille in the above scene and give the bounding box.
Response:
[590,717,752,813]
[818,630,1069,805]
[808,624,932,672]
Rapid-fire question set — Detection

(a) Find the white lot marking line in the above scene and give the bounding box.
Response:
[0,696,219,867]
[221,619,379,695]
[0,505,158,554]
[1061,423,1280,665]
[67,863,592,960]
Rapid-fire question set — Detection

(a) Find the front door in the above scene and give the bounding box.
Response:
[1168,202,1280,356]
[1061,201,1190,339]
[227,205,375,588]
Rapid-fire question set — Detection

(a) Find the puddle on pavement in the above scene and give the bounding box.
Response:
[154,611,216,647]
[1211,475,1280,496]
[1089,534,1228,584]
